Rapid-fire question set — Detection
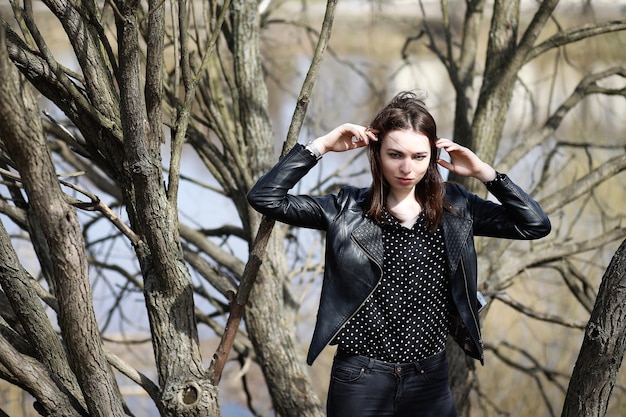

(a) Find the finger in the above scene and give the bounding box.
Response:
[440,142,461,154]
[436,138,452,147]
[351,135,363,144]
[437,159,452,171]
[350,126,375,145]
[366,130,379,144]
[350,136,367,149]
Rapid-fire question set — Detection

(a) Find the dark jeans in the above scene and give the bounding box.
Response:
[326,350,457,417]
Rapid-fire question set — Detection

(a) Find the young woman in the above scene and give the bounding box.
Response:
[247,91,551,417]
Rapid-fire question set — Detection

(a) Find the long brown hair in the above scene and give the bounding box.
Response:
[365,91,445,232]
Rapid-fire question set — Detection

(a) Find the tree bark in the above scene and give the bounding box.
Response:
[464,0,559,192]
[0,27,126,417]
[114,1,218,415]
[0,220,86,411]
[229,0,333,414]
[0,334,85,417]
[446,339,475,416]
[562,239,626,417]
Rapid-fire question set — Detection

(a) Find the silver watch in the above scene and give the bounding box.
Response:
[304,141,322,160]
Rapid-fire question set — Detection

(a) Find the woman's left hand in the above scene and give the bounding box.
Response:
[436,138,496,182]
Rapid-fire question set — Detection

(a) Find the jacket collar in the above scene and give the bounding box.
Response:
[350,211,473,277]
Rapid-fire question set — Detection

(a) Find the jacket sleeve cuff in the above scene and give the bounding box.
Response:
[482,171,506,188]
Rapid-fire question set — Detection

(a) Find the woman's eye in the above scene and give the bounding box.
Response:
[413,155,426,160]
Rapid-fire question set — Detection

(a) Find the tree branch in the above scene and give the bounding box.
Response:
[0,334,86,417]
[527,20,626,63]
[491,292,586,329]
[498,67,626,173]
[0,25,127,416]
[539,154,626,214]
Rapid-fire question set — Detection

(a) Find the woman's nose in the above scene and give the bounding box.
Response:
[400,158,411,173]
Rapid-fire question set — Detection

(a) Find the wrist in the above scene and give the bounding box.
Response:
[304,141,323,160]
[483,171,506,187]
[476,166,497,183]
[313,137,329,155]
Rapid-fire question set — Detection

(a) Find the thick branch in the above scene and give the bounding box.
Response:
[116,2,216,414]
[0,221,85,406]
[0,334,86,417]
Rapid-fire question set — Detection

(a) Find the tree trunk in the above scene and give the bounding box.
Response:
[0,28,126,417]
[562,239,626,417]
[229,1,325,415]
[246,233,325,417]
[446,340,475,416]
[114,2,219,414]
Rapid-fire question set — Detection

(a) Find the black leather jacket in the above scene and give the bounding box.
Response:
[248,144,551,365]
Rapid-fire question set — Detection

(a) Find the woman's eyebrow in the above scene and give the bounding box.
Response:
[385,147,428,155]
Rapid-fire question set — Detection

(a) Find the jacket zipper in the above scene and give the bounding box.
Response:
[460,259,484,357]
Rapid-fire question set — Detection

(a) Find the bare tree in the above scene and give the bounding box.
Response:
[1,0,334,414]
[0,0,624,416]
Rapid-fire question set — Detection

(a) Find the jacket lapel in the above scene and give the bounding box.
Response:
[351,220,384,266]
[443,212,473,276]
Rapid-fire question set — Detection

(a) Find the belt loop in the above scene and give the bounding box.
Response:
[367,357,375,372]
[413,361,422,374]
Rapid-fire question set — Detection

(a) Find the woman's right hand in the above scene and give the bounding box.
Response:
[311,123,379,155]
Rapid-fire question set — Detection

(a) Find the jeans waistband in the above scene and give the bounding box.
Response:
[334,349,447,376]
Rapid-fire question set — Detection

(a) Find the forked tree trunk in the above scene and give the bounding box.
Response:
[0,28,126,417]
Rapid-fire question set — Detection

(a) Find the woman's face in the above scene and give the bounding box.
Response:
[379,129,431,195]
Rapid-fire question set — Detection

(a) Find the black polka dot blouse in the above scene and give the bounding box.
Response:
[333,209,452,363]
